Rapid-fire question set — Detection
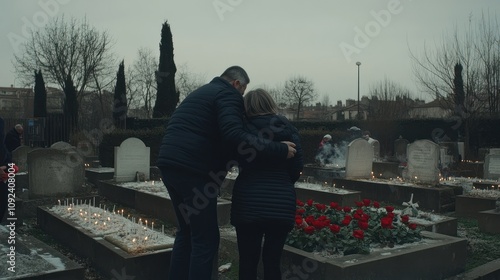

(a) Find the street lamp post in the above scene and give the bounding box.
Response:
[356,61,361,120]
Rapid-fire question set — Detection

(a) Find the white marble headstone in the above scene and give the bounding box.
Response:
[114,137,150,182]
[405,140,440,184]
[345,139,373,179]
[484,154,500,180]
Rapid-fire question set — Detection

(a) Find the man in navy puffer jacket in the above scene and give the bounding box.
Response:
[156,66,297,280]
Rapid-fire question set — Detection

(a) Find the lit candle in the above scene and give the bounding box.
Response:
[152,222,154,231]
[58,200,61,206]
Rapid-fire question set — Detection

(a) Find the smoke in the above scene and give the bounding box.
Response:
[315,141,349,168]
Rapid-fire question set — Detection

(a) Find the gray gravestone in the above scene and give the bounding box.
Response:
[368,138,380,159]
[488,148,500,155]
[405,140,440,184]
[114,137,150,182]
[12,145,39,172]
[394,138,409,162]
[345,139,373,179]
[28,148,85,196]
[51,141,74,150]
[484,154,500,180]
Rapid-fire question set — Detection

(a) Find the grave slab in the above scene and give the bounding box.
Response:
[0,226,85,280]
[220,231,466,280]
[294,184,361,207]
[455,195,497,218]
[37,206,172,280]
[331,178,459,213]
[85,167,115,186]
[97,180,231,225]
[477,209,500,234]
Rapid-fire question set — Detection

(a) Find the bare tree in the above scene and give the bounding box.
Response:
[368,78,414,119]
[13,16,114,95]
[13,16,115,126]
[175,63,206,102]
[409,12,500,158]
[126,47,158,118]
[283,76,318,120]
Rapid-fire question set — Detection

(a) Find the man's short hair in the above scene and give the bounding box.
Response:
[220,66,250,85]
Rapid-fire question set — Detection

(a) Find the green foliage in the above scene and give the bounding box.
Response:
[33,70,47,118]
[458,217,500,271]
[63,74,78,131]
[113,60,127,128]
[153,20,178,118]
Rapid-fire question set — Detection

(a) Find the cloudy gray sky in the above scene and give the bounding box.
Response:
[1,0,499,104]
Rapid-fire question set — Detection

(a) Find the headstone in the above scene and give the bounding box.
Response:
[488,148,500,155]
[483,154,500,180]
[50,141,74,150]
[345,139,373,179]
[12,145,38,172]
[394,138,409,162]
[114,137,150,182]
[405,140,440,184]
[28,148,85,196]
[367,138,380,160]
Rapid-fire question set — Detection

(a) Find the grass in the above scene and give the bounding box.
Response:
[456,217,500,271]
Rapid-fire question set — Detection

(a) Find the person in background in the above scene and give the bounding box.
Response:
[231,88,304,280]
[5,124,23,152]
[316,134,335,166]
[0,117,12,223]
[346,126,362,142]
[156,66,296,280]
[318,134,332,149]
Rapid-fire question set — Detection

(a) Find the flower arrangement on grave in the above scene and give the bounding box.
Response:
[286,198,422,256]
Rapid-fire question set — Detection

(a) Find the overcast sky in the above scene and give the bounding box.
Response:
[1,0,499,104]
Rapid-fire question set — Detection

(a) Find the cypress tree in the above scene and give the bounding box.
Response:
[453,63,465,114]
[113,60,127,128]
[152,20,178,118]
[33,70,47,118]
[63,74,78,131]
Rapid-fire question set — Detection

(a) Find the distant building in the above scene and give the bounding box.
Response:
[407,98,452,119]
[0,85,64,118]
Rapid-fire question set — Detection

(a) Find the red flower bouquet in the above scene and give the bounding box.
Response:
[286,198,422,255]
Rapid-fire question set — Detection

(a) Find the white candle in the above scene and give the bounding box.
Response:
[151,222,154,231]
[58,200,61,206]
[162,225,164,234]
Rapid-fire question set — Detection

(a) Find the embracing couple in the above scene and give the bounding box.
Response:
[157,66,303,280]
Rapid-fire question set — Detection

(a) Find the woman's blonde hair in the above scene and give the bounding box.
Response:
[244,88,278,117]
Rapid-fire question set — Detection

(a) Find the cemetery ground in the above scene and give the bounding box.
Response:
[6,189,500,280]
